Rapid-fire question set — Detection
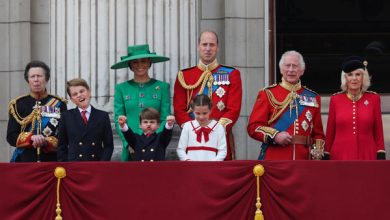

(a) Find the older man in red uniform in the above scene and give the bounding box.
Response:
[173,31,242,160]
[247,51,325,160]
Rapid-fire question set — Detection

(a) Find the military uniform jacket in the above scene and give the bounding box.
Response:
[7,94,67,162]
[57,106,114,161]
[173,60,242,133]
[122,126,173,161]
[173,60,242,160]
[324,92,385,160]
[247,80,325,160]
[114,78,171,161]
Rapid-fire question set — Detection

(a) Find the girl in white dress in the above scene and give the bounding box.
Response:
[177,94,227,161]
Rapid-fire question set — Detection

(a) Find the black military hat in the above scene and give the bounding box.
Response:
[342,56,366,72]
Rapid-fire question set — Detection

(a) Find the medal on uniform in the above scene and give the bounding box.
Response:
[41,106,61,118]
[216,87,226,98]
[50,118,58,127]
[43,127,52,137]
[299,95,318,107]
[225,74,230,85]
[217,100,226,111]
[213,75,218,85]
[305,110,312,122]
[301,120,309,131]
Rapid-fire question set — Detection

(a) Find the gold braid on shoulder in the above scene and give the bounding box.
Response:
[264,89,293,124]
[178,70,212,112]
[177,70,210,90]
[9,99,38,133]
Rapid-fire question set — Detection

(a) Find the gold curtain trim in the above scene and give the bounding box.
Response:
[253,164,265,220]
[54,167,66,220]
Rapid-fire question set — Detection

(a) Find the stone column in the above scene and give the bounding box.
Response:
[50,0,198,160]
[0,0,52,162]
[199,0,266,160]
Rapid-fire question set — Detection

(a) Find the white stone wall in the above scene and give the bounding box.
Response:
[49,0,198,160]
[199,0,266,159]
[1,0,389,161]
[0,0,51,162]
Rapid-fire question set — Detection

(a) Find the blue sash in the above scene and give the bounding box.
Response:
[188,66,234,119]
[258,88,316,160]
[10,97,63,162]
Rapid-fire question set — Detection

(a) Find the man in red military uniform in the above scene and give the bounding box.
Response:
[173,31,242,160]
[247,50,325,160]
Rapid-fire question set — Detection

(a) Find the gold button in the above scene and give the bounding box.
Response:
[92,142,95,146]
[142,149,146,152]
[353,117,356,119]
[79,142,83,146]
[353,132,356,134]
[91,154,95,158]
[79,154,83,157]
[150,159,154,162]
[150,148,154,152]
[295,131,299,134]
[353,121,356,124]
[141,160,144,162]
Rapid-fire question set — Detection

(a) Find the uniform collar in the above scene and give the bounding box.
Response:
[346,91,363,102]
[280,78,301,92]
[197,59,219,72]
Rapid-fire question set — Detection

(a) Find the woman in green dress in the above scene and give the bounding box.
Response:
[111,44,170,161]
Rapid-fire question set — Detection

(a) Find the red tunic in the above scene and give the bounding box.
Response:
[324,92,385,160]
[173,61,242,160]
[247,82,325,160]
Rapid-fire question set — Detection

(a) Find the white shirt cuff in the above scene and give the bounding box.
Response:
[120,124,129,132]
[165,123,174,130]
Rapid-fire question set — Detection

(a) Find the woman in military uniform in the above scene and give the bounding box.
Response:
[111,44,170,161]
[7,61,67,162]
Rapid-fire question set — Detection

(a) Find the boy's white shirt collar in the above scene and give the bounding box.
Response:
[78,105,92,120]
[78,105,91,114]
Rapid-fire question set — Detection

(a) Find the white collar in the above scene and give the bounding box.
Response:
[78,105,92,113]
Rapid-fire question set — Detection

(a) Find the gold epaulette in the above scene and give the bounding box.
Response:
[180,66,196,72]
[8,94,30,117]
[303,86,319,95]
[331,91,344,96]
[261,84,277,92]
[8,94,35,128]
[8,94,29,106]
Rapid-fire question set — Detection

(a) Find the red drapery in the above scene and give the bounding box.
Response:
[1,161,390,220]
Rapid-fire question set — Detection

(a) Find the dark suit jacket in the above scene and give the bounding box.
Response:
[123,126,172,161]
[57,106,114,161]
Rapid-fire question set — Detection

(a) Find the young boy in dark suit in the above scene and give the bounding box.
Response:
[118,108,175,161]
[57,78,114,161]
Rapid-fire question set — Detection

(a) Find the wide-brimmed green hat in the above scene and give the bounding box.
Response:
[111,44,169,69]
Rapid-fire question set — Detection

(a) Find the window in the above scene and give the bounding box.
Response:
[274,0,390,94]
